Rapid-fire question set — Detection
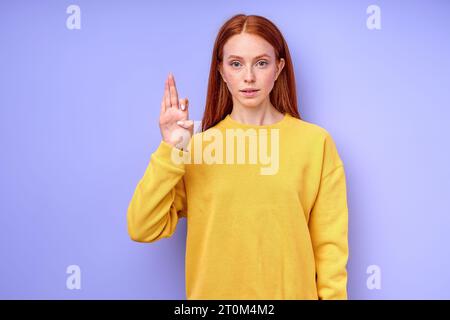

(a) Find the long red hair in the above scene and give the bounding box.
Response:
[201,14,301,132]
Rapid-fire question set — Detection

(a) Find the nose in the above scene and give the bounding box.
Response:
[244,66,256,83]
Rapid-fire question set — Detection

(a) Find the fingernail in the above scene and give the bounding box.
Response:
[180,104,186,111]
[177,120,184,126]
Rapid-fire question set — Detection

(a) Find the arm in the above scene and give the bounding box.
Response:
[308,133,349,299]
[127,140,188,243]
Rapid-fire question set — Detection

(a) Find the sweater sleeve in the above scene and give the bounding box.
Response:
[127,140,188,243]
[308,132,349,300]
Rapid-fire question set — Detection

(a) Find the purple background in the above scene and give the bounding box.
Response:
[1,0,449,299]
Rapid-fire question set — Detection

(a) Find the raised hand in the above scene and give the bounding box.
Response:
[159,73,194,150]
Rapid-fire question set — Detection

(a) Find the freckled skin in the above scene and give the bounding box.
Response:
[219,32,285,113]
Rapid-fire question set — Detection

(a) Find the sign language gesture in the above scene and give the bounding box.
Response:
[159,73,194,150]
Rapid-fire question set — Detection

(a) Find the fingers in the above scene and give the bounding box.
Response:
[164,78,171,111]
[179,97,189,112]
[168,73,179,109]
[162,74,186,115]
[161,79,168,114]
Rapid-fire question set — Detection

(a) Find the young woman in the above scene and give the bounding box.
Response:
[127,14,349,300]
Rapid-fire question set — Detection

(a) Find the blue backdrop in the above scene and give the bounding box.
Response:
[1,0,449,299]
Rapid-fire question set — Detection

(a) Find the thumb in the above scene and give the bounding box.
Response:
[176,119,194,129]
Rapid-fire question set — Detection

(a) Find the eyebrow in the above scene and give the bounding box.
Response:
[226,54,271,60]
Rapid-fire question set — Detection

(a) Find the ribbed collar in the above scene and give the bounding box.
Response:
[219,113,291,129]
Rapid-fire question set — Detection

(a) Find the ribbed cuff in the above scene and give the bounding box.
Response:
[151,140,190,173]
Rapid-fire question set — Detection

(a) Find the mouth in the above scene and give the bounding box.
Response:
[240,89,260,92]
[240,89,260,97]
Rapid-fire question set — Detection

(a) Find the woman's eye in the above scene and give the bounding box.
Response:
[229,60,268,68]
[257,60,268,67]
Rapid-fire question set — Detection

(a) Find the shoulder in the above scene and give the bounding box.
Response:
[286,115,332,141]
[286,115,343,164]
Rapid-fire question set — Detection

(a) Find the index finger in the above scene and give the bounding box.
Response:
[161,78,170,113]
[168,73,179,109]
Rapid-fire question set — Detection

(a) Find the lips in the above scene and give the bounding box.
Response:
[240,89,259,98]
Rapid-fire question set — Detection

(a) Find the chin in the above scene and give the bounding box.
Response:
[240,103,260,109]
[238,99,263,108]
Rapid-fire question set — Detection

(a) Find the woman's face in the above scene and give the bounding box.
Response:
[219,32,285,110]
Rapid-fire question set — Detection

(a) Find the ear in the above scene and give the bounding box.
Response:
[275,58,285,81]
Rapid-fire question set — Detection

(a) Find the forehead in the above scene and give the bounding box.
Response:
[223,33,275,59]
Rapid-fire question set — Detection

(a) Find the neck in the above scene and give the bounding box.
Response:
[230,99,284,126]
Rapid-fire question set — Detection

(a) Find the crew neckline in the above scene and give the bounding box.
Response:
[223,113,290,129]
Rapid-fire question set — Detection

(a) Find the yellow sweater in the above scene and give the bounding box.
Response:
[127,113,349,300]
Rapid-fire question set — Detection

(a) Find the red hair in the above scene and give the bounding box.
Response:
[201,14,301,131]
